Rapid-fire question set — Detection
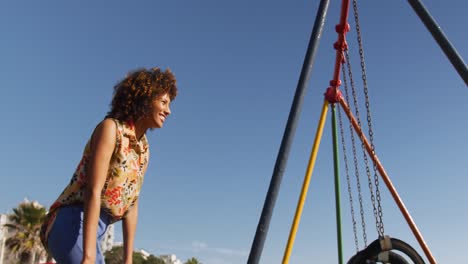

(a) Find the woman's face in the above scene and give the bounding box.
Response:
[148,93,172,129]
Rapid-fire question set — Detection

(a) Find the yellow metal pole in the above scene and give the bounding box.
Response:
[282,100,329,264]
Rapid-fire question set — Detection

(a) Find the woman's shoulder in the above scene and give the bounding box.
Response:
[101,118,118,127]
[94,118,117,135]
[98,118,126,133]
[89,118,120,147]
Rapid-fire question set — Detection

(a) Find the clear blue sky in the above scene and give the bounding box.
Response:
[1,0,466,263]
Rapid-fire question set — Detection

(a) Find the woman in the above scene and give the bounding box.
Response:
[40,67,178,264]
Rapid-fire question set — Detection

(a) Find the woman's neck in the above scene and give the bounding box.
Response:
[133,120,148,140]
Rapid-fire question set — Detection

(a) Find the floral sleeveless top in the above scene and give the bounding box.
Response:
[40,118,149,246]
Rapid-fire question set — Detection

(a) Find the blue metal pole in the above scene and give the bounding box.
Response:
[247,1,331,263]
[407,0,468,86]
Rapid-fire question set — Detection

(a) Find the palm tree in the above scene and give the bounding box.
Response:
[184,257,202,264]
[4,199,48,264]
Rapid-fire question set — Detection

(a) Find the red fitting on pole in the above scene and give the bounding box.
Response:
[329,79,342,87]
[333,40,348,52]
[325,87,342,104]
[335,23,350,34]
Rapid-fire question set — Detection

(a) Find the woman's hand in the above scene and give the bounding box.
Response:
[123,201,139,264]
[80,255,96,264]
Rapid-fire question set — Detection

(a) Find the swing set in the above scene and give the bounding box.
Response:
[247,0,467,263]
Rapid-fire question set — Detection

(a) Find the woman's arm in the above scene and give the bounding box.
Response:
[122,156,149,264]
[81,119,116,264]
[123,200,138,264]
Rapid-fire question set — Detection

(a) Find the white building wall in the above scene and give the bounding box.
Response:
[160,254,183,264]
[0,214,14,264]
[100,223,115,253]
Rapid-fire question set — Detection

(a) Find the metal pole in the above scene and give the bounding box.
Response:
[247,1,331,263]
[407,0,468,86]
[331,104,344,264]
[282,101,329,264]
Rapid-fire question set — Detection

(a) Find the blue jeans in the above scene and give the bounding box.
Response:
[47,205,112,264]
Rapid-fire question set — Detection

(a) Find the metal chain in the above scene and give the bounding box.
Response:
[339,64,360,252]
[343,58,367,247]
[345,49,380,239]
[352,0,385,237]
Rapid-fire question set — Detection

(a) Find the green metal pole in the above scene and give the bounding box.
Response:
[331,104,343,264]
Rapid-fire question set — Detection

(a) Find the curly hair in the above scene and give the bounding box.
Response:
[106,67,178,122]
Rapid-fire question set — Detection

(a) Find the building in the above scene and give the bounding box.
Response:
[100,223,115,253]
[0,214,8,264]
[0,214,15,264]
[135,248,150,258]
[160,254,183,264]
[114,244,183,264]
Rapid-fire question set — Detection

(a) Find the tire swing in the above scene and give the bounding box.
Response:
[347,236,425,264]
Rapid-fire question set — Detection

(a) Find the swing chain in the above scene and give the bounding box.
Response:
[345,50,379,244]
[338,65,359,252]
[352,0,385,237]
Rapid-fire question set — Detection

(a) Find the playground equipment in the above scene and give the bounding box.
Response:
[247,0,467,263]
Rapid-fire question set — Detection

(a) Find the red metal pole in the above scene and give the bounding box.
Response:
[339,97,437,264]
[325,0,350,104]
